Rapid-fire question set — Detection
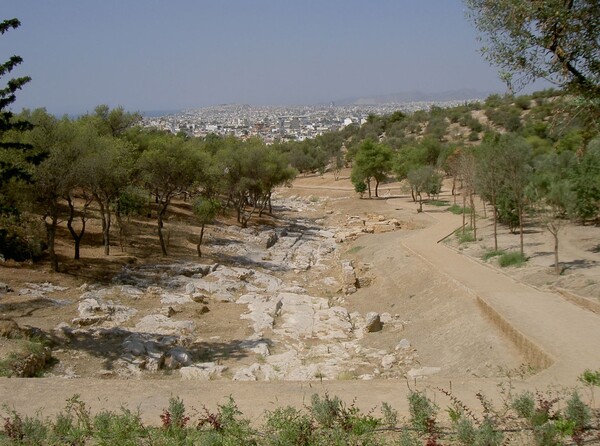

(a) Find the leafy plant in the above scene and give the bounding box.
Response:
[498,251,527,267]
[482,249,504,261]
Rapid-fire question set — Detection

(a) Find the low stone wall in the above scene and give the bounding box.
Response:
[475,297,554,371]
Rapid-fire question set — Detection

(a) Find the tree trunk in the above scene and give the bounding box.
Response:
[66,196,87,260]
[46,217,58,272]
[518,203,524,256]
[367,178,372,199]
[157,213,167,256]
[470,193,477,240]
[553,230,560,275]
[103,208,111,256]
[492,197,498,251]
[374,179,379,198]
[462,193,466,234]
[96,197,111,256]
[197,223,205,257]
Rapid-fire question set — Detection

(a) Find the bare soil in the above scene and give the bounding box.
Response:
[1,168,599,421]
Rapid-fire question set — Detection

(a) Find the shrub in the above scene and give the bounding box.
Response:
[498,251,527,267]
[448,204,471,215]
[455,227,475,244]
[482,249,504,261]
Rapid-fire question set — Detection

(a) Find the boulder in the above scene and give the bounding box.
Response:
[163,347,193,369]
[180,363,227,380]
[364,312,382,332]
[233,363,260,381]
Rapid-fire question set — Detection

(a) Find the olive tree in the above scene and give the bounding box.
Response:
[465,0,600,100]
[137,134,203,256]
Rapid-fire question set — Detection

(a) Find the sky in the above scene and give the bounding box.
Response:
[2,0,522,115]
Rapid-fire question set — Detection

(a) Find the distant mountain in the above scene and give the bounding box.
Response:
[336,89,493,105]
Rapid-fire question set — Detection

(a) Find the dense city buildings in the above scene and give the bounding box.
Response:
[141,100,478,142]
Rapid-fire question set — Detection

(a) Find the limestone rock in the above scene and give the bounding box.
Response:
[233,363,260,381]
[341,260,358,294]
[364,312,382,332]
[163,347,192,369]
[395,339,411,350]
[262,231,278,249]
[381,354,396,369]
[180,362,227,380]
[135,314,195,335]
[406,367,441,380]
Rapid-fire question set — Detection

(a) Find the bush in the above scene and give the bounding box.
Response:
[448,204,471,215]
[498,251,527,267]
[482,249,504,261]
[455,227,475,244]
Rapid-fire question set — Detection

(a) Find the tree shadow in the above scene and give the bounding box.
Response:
[561,259,599,271]
[43,324,272,372]
[0,297,68,318]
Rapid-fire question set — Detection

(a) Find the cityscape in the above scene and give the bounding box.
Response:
[141,99,481,142]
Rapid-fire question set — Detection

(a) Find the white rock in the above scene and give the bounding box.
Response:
[164,347,193,369]
[233,363,261,381]
[160,292,193,305]
[364,312,382,332]
[381,354,396,369]
[135,314,196,335]
[395,339,411,350]
[380,313,393,324]
[406,367,441,380]
[180,363,227,380]
[185,282,196,295]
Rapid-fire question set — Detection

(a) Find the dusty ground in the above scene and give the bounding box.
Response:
[1,168,599,421]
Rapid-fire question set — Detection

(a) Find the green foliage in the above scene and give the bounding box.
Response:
[1,389,599,445]
[115,186,147,219]
[482,249,504,261]
[465,0,600,103]
[564,392,590,433]
[579,369,600,387]
[570,141,600,222]
[407,391,438,434]
[351,139,393,198]
[427,199,450,207]
[448,204,471,215]
[0,18,35,185]
[498,251,527,267]
[263,406,313,446]
[455,227,475,244]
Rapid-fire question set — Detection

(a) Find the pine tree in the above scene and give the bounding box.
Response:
[0,18,35,184]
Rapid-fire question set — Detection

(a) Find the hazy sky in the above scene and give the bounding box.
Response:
[3,0,516,114]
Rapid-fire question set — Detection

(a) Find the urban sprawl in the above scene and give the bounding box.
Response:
[142,100,479,143]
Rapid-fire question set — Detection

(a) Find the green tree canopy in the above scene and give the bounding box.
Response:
[350,139,393,198]
[465,0,600,100]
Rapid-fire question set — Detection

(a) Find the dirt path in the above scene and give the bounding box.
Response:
[395,198,600,386]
